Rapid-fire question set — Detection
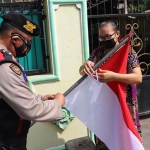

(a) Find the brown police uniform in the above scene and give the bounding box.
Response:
[0,12,62,150]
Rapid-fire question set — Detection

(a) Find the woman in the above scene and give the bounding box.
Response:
[79,20,142,150]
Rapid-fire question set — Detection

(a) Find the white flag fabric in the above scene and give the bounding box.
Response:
[65,76,144,150]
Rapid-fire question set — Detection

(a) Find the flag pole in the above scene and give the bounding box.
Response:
[30,33,134,127]
[63,32,134,96]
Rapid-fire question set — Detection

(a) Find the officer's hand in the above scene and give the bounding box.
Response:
[54,93,66,107]
[80,60,94,76]
[43,94,55,100]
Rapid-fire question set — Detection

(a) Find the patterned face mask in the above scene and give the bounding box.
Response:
[11,33,32,58]
[13,40,31,58]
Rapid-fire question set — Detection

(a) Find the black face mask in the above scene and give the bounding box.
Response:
[100,38,116,49]
[13,42,31,58]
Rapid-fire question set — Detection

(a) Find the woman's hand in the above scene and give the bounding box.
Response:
[79,60,94,76]
[94,69,116,83]
[94,67,142,85]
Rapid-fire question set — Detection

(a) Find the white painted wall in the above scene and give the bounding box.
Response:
[27,4,88,150]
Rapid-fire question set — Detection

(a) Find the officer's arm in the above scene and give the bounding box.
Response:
[0,63,62,122]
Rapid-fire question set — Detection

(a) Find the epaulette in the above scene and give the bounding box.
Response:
[0,49,23,71]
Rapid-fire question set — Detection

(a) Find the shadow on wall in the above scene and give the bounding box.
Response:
[27,122,65,150]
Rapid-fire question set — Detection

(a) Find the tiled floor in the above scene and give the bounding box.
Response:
[140,117,150,150]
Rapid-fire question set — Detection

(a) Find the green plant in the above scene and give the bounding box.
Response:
[127,0,149,13]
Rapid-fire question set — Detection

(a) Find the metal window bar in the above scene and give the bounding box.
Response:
[87,0,150,75]
[0,1,49,76]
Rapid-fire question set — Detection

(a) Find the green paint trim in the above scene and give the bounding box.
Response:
[89,130,95,144]
[28,0,89,86]
[49,0,85,3]
[48,1,60,79]
[28,0,93,146]
[28,81,34,91]
[48,0,89,62]
[82,0,90,61]
[47,145,66,150]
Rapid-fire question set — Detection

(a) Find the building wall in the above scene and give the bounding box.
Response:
[27,1,89,150]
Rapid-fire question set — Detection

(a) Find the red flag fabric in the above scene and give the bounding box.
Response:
[99,35,142,143]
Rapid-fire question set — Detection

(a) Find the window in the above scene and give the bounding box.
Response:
[0,1,49,76]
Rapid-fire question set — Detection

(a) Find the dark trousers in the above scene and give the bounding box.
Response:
[0,135,27,150]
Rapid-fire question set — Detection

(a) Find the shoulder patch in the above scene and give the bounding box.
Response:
[9,64,21,76]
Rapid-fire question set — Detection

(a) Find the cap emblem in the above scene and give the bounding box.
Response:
[23,20,36,33]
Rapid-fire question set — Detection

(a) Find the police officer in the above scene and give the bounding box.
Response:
[0,12,66,150]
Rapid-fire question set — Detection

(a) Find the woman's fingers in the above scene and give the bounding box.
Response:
[84,65,92,75]
[80,61,94,76]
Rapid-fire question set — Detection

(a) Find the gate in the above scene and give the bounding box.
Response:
[87,0,150,116]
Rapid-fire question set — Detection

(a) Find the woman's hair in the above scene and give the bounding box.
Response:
[99,20,119,31]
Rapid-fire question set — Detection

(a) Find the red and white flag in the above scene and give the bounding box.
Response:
[65,38,144,150]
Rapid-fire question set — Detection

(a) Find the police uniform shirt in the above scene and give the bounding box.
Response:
[0,45,62,122]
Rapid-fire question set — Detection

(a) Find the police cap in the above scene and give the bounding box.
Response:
[2,11,41,36]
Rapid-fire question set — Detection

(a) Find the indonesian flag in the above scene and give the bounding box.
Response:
[65,38,144,150]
